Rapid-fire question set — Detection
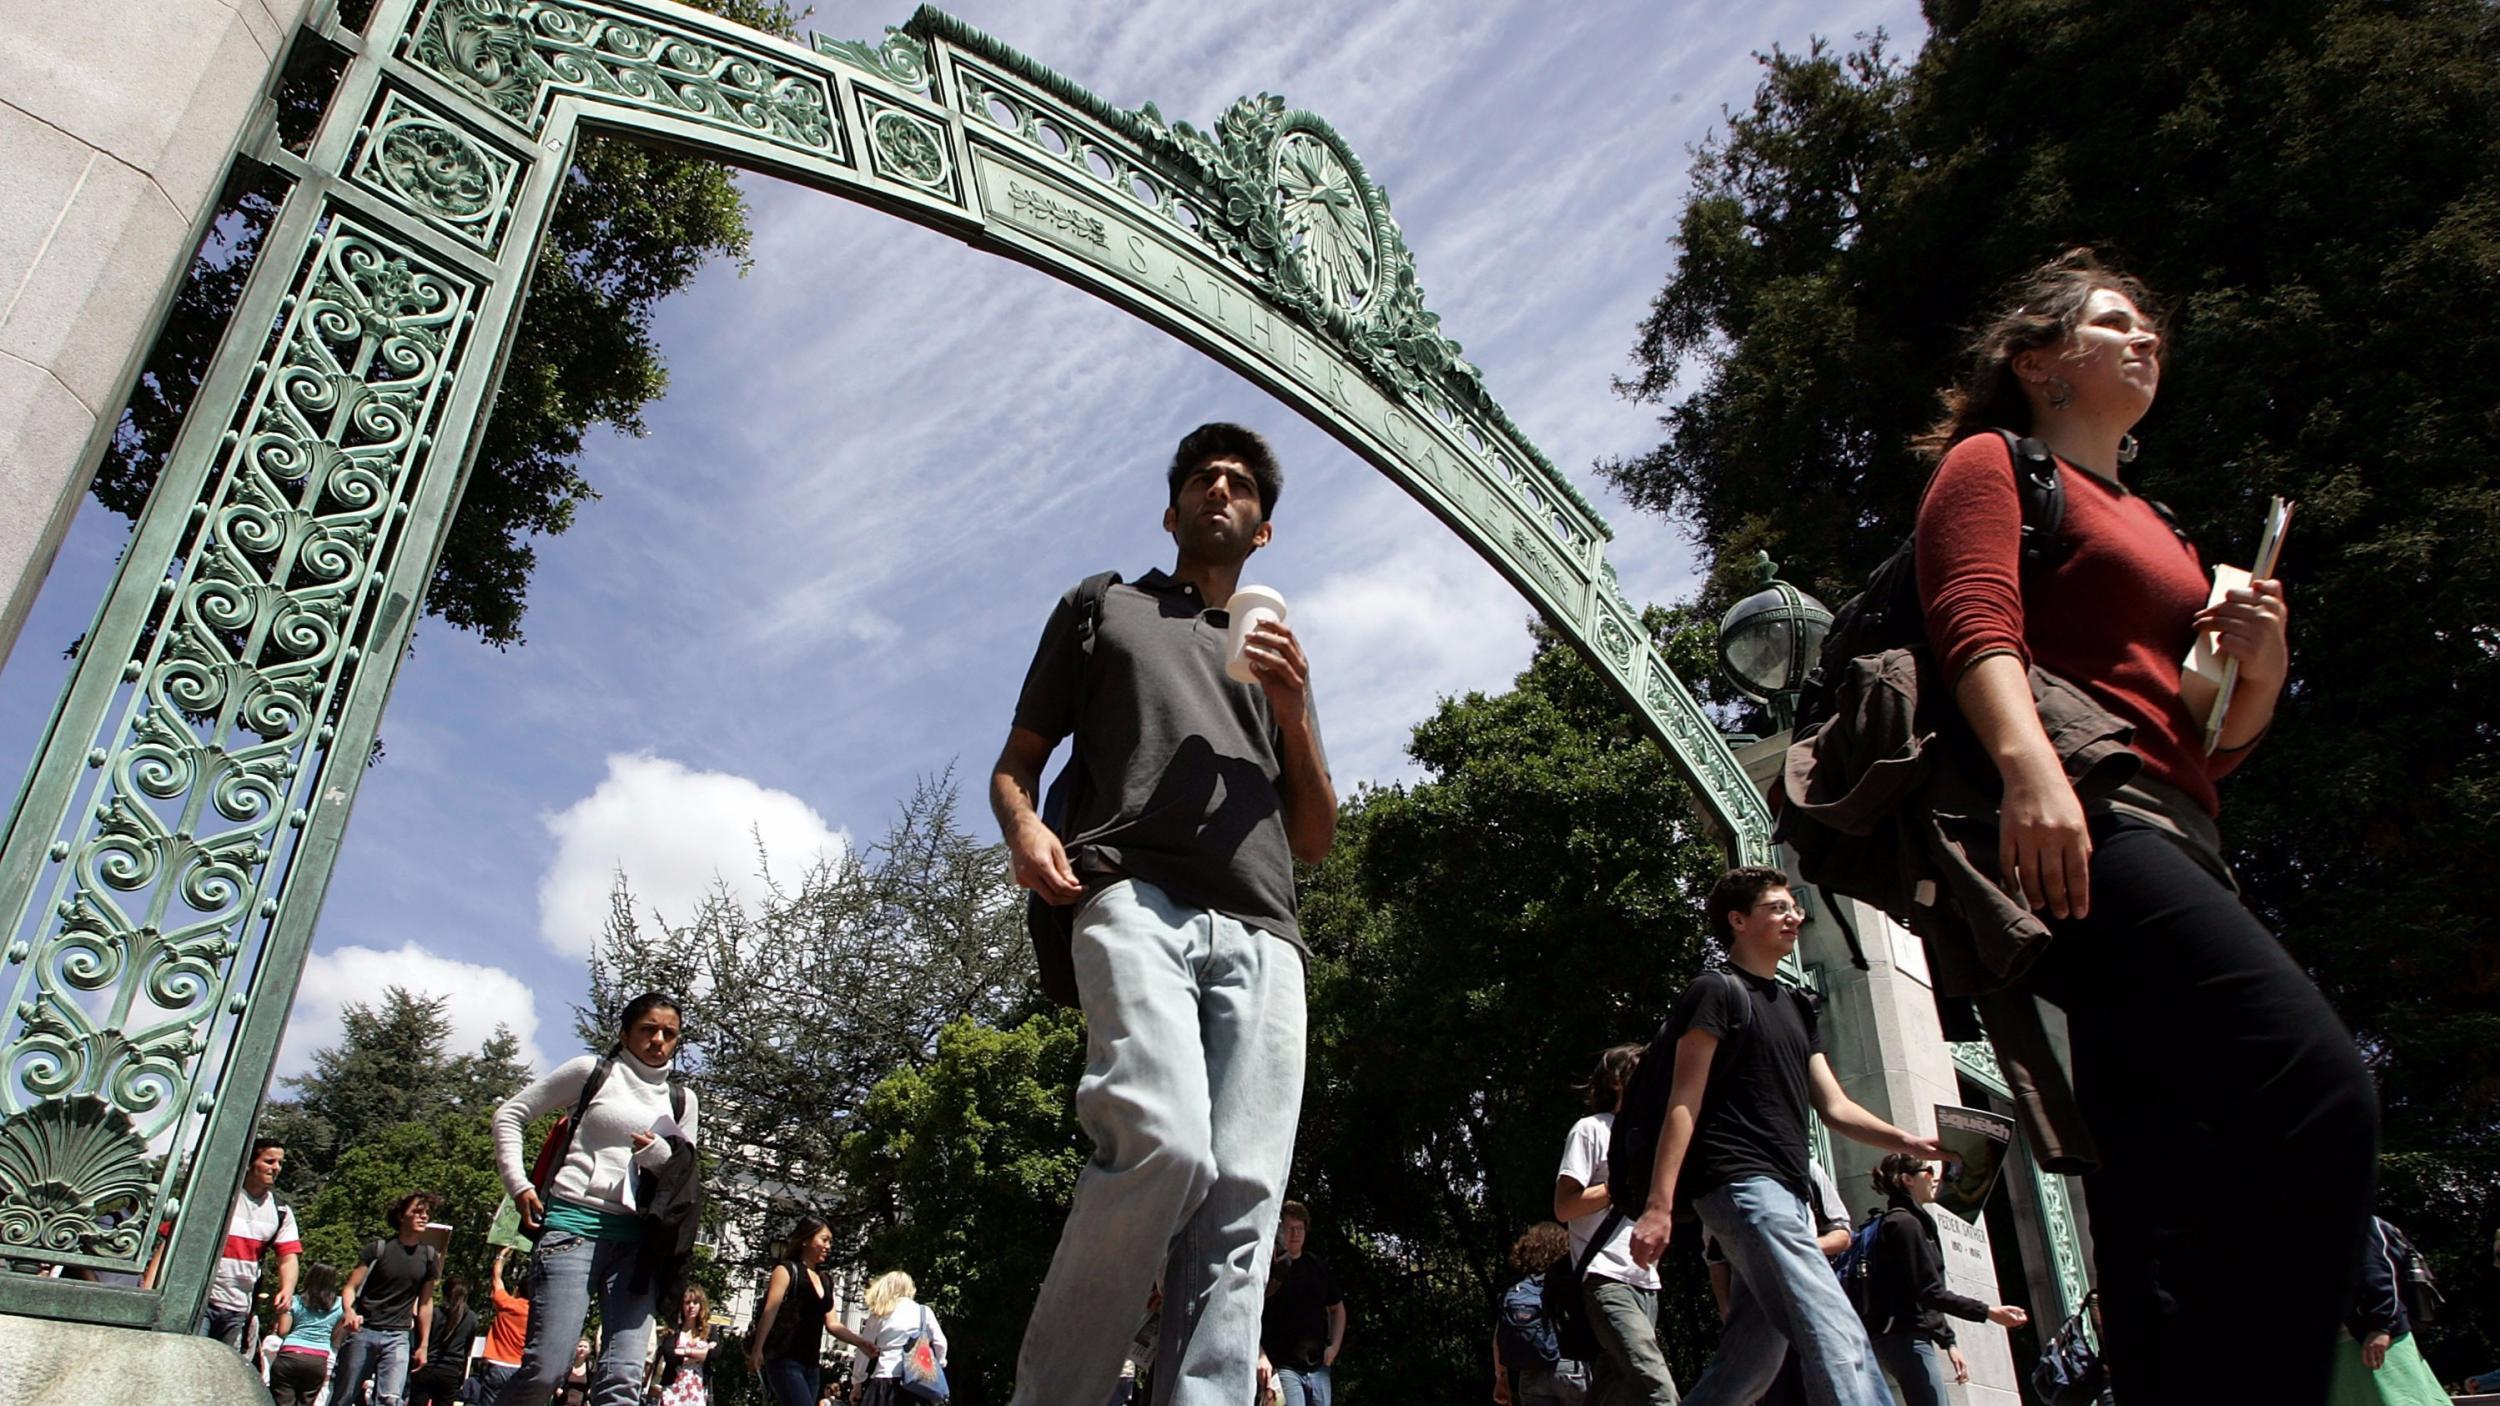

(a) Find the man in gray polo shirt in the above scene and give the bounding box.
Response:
[994,422,1335,1406]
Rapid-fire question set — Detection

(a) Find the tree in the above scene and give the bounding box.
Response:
[1287,620,1735,1399]
[1605,0,2500,1378]
[835,1012,1090,1406]
[291,1114,507,1310]
[260,986,526,1199]
[580,769,1040,1272]
[92,0,794,647]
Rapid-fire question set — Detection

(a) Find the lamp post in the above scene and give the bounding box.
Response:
[1715,551,1834,735]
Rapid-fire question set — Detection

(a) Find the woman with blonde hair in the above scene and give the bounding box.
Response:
[851,1271,947,1405]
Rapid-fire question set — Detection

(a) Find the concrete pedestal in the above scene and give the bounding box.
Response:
[0,1312,272,1404]
[0,0,310,667]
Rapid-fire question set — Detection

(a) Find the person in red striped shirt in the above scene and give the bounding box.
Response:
[203,1136,301,1353]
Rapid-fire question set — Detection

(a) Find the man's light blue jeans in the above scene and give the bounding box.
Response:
[332,1325,412,1406]
[488,1228,656,1406]
[1010,879,1307,1406]
[1276,1364,1332,1406]
[1682,1177,1886,1406]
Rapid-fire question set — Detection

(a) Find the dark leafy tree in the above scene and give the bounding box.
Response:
[1605,0,2500,1377]
[836,1012,1090,1406]
[581,769,1040,1276]
[1288,619,1735,1399]
[92,0,794,647]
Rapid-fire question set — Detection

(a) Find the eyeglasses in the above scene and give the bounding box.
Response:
[1753,900,1805,919]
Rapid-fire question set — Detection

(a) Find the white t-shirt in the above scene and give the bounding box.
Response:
[1556,1113,1658,1290]
[854,1299,947,1380]
[208,1187,299,1312]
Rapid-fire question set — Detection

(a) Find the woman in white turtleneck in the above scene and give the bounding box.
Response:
[488,992,700,1406]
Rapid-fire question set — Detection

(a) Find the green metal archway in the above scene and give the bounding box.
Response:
[0,0,1770,1330]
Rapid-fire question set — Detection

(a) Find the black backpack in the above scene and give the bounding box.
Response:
[1790,430,2195,742]
[1540,1219,1617,1363]
[1788,431,2064,742]
[1606,969,1754,1221]
[2383,1219,2445,1328]
[1023,572,1122,1008]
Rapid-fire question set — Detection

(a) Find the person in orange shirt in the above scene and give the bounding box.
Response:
[461,1246,531,1403]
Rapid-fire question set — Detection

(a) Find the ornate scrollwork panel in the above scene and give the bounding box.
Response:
[408,0,843,160]
[860,93,959,203]
[0,217,477,1268]
[351,89,525,252]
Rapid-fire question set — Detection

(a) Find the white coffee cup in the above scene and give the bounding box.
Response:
[1224,586,1288,684]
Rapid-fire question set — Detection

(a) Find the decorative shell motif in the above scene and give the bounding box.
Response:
[0,1096,157,1257]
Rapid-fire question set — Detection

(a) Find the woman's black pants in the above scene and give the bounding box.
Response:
[2023,813,2378,1406]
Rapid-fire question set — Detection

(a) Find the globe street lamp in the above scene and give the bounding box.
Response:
[1716,551,1833,735]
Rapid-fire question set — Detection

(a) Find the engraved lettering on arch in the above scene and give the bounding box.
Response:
[1164,261,1200,306]
[1126,232,1150,275]
[1381,406,1413,450]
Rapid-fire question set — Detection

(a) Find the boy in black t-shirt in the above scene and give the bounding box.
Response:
[1628,868,1941,1406]
[332,1191,441,1406]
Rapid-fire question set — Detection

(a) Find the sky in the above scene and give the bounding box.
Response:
[0,0,1925,1086]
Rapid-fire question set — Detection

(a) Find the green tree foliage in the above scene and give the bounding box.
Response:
[292,1114,506,1309]
[1605,0,2500,1377]
[267,986,526,1198]
[581,770,1040,1273]
[835,1012,1090,1406]
[93,0,794,646]
[1289,623,1733,1398]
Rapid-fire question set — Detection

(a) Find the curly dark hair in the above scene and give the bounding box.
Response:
[1165,422,1282,522]
[1912,247,2167,462]
[1509,1220,1572,1277]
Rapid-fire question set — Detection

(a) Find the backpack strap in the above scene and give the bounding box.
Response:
[553,1053,617,1172]
[667,1072,688,1127]
[1573,1208,1624,1281]
[1994,430,2068,573]
[1040,571,1123,832]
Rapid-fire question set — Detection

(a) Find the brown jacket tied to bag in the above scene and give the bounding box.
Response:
[1776,646,2144,1173]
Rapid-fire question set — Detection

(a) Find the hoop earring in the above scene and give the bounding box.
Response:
[2117,433,2140,465]
[2046,378,2074,411]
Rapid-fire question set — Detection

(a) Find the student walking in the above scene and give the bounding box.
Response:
[1261,1203,1345,1406]
[461,1247,531,1403]
[851,1270,948,1406]
[1910,249,2376,1404]
[1553,1044,1676,1406]
[1700,1155,1850,1406]
[747,1216,875,1406]
[204,1136,301,1351]
[410,1277,480,1406]
[1495,1222,1586,1406]
[2327,1218,2449,1406]
[1627,867,1942,1406]
[332,1191,443,1406]
[1861,1154,2028,1406]
[648,1284,717,1406]
[267,1261,346,1406]
[994,423,1334,1406]
[488,992,701,1406]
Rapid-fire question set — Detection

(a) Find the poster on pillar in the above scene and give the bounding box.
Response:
[1932,1104,2018,1223]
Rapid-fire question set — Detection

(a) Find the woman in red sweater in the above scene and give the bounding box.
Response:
[1912,248,2376,1406]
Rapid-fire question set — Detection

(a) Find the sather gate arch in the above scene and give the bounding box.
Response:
[0,0,1771,1331]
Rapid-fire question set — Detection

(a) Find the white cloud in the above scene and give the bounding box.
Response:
[278,943,548,1079]
[1295,513,1544,787]
[536,753,848,956]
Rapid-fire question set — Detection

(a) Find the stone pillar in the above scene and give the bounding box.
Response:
[0,0,310,667]
[1736,736,2022,1406]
